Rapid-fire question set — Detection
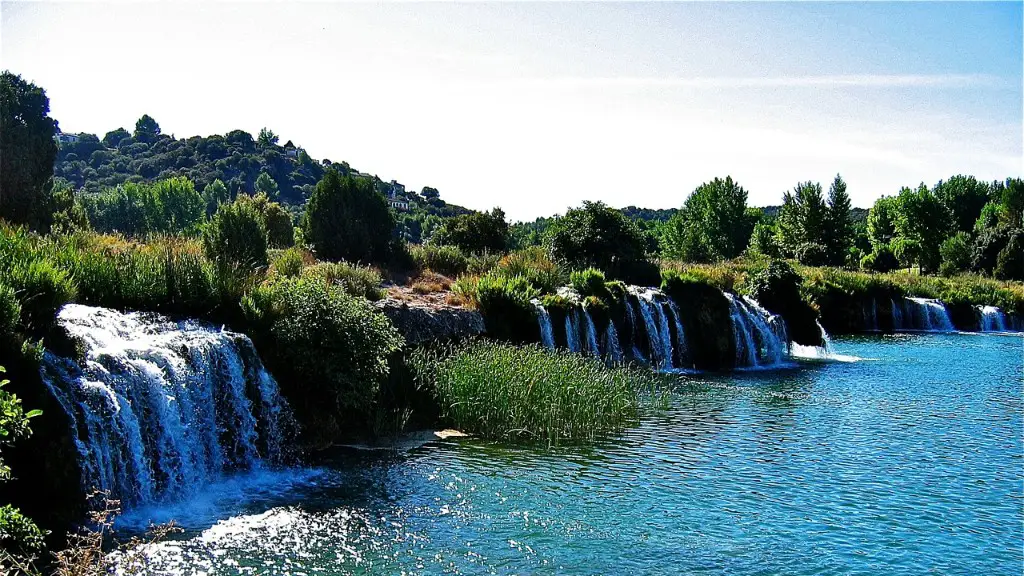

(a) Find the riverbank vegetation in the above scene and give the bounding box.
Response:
[414,341,666,444]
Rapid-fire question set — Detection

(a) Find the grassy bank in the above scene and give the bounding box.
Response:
[414,341,667,444]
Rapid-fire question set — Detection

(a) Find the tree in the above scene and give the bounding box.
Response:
[133,114,161,142]
[302,170,395,263]
[934,175,992,235]
[971,225,1013,275]
[823,174,854,265]
[254,171,279,199]
[974,201,1003,234]
[777,180,826,255]
[893,184,951,273]
[749,220,781,258]
[546,201,655,283]
[662,176,751,261]
[0,72,59,227]
[867,195,898,250]
[202,179,229,216]
[939,231,972,276]
[102,127,130,148]
[421,186,440,201]
[0,366,46,564]
[238,192,294,248]
[257,127,279,147]
[429,208,510,253]
[996,177,1024,229]
[994,230,1024,281]
[203,197,268,269]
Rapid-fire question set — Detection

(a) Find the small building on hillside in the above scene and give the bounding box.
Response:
[389,199,410,211]
[55,132,80,145]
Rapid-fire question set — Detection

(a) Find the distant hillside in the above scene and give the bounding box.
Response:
[52,119,471,242]
[758,205,869,223]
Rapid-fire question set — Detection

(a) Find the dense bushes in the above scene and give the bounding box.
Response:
[427,208,510,253]
[410,244,469,277]
[302,170,394,264]
[994,231,1023,281]
[80,177,205,237]
[202,197,269,269]
[415,341,663,443]
[301,261,384,301]
[452,273,540,343]
[241,276,404,444]
[546,201,656,285]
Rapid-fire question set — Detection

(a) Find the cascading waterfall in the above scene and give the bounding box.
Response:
[725,294,789,368]
[580,308,601,356]
[632,288,674,369]
[900,297,955,332]
[604,322,623,363]
[665,300,689,367]
[624,298,646,361]
[976,305,1007,332]
[40,304,295,509]
[564,313,581,353]
[534,301,556,349]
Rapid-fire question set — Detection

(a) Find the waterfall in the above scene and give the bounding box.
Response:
[624,298,646,361]
[976,305,1008,332]
[890,299,903,330]
[580,308,601,356]
[604,321,623,363]
[564,313,581,353]
[39,304,295,509]
[534,301,556,349]
[725,294,789,368]
[862,299,879,331]
[665,300,689,366]
[633,288,674,369]
[903,297,955,332]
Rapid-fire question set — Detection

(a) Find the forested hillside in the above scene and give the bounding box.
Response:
[52,117,471,243]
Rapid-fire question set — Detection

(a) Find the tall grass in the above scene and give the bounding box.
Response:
[415,341,666,444]
[301,261,384,301]
[410,244,469,277]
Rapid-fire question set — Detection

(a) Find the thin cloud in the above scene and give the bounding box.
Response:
[543,74,1002,89]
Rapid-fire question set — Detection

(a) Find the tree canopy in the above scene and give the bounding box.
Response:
[302,170,395,264]
[0,72,59,228]
[662,176,752,262]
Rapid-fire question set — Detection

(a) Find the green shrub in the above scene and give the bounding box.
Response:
[0,504,45,561]
[243,276,404,443]
[0,284,20,338]
[414,341,663,443]
[466,251,501,275]
[861,246,898,273]
[302,261,384,301]
[492,247,563,294]
[428,208,510,253]
[2,258,76,334]
[454,273,540,342]
[410,244,468,277]
[271,247,306,278]
[569,267,609,299]
[795,242,828,266]
[546,201,654,284]
[203,197,268,270]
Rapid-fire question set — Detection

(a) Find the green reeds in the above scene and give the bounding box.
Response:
[416,341,666,444]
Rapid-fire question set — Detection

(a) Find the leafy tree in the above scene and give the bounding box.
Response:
[203,196,268,269]
[547,201,655,283]
[254,171,279,199]
[81,176,204,236]
[102,127,130,148]
[974,201,1003,234]
[971,225,1013,275]
[934,175,991,235]
[795,242,828,266]
[429,208,510,253]
[994,230,1023,281]
[302,170,395,263]
[893,184,951,273]
[777,180,826,255]
[257,127,279,147]
[867,195,898,250]
[996,177,1024,229]
[238,192,294,248]
[202,179,229,216]
[662,176,751,261]
[0,72,59,228]
[421,186,440,201]
[133,114,161,143]
[939,231,972,276]
[823,174,854,265]
[749,220,782,258]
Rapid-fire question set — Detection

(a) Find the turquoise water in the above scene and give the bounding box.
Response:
[121,333,1023,575]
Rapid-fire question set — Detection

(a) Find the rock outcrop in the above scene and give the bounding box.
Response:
[375,295,485,345]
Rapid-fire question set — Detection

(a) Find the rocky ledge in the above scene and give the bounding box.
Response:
[374,289,485,345]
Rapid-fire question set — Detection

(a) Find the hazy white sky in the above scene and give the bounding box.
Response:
[2,2,1021,220]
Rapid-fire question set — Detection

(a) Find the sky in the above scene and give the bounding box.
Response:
[1,2,1021,221]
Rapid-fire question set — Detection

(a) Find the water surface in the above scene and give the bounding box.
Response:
[122,333,1023,575]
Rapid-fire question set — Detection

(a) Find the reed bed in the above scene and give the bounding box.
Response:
[416,341,667,444]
